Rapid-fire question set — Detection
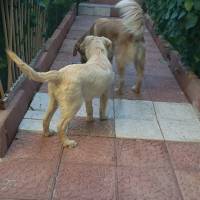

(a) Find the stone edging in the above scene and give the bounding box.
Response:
[0,5,76,157]
[145,14,200,112]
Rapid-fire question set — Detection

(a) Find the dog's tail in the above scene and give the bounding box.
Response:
[115,0,144,39]
[6,49,60,83]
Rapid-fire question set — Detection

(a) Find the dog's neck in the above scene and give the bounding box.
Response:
[87,46,107,60]
[86,46,111,69]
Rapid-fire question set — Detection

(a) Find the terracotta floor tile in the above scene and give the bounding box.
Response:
[39,83,48,93]
[53,164,116,200]
[116,139,170,168]
[117,166,182,200]
[66,30,86,40]
[53,54,75,63]
[114,85,151,101]
[150,88,188,103]
[145,75,180,90]
[5,133,62,161]
[175,169,200,200]
[59,39,77,53]
[61,136,115,165]
[167,141,200,170]
[0,159,56,200]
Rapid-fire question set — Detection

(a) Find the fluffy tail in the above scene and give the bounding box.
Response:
[6,50,60,83]
[115,0,144,39]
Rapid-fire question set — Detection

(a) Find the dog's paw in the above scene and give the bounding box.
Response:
[131,85,140,94]
[86,116,94,122]
[43,130,56,137]
[100,115,108,121]
[115,87,123,95]
[63,139,77,148]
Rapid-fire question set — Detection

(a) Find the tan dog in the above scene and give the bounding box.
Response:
[73,0,145,94]
[7,36,114,148]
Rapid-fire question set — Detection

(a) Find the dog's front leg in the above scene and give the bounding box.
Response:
[100,93,108,120]
[85,100,94,122]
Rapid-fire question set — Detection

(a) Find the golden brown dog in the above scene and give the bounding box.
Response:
[7,36,114,148]
[73,0,145,94]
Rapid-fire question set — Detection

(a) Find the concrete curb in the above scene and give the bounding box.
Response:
[0,5,76,157]
[145,14,200,112]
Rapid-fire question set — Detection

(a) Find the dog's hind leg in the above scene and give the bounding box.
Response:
[100,92,108,120]
[43,94,57,137]
[85,100,93,122]
[57,99,82,148]
[132,46,145,93]
[115,58,126,94]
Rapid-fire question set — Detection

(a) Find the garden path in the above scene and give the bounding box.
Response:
[0,14,200,200]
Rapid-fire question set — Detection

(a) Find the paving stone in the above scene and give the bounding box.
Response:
[59,39,77,53]
[145,75,181,90]
[117,166,182,200]
[19,118,57,132]
[39,82,48,93]
[28,92,114,119]
[114,99,154,120]
[66,30,86,40]
[114,86,152,101]
[150,88,188,103]
[175,169,200,200]
[167,141,200,170]
[30,92,49,111]
[61,136,115,165]
[115,118,163,140]
[114,100,162,140]
[0,159,56,200]
[116,139,170,168]
[158,118,200,142]
[5,133,62,161]
[69,117,115,137]
[154,102,199,121]
[53,164,116,200]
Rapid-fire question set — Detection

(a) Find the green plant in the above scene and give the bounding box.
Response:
[46,0,75,38]
[145,0,200,76]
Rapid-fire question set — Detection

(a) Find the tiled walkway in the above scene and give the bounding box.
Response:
[0,15,200,200]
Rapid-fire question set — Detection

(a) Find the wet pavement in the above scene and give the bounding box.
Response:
[0,15,200,200]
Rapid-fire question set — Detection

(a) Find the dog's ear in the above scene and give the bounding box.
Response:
[79,40,86,53]
[102,37,112,50]
[73,43,80,56]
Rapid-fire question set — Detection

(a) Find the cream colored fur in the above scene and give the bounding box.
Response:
[73,0,145,94]
[7,36,114,148]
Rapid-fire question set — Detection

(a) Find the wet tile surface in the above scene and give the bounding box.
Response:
[175,169,200,200]
[61,136,115,165]
[114,99,163,140]
[0,159,56,200]
[1,14,200,200]
[117,166,182,200]
[116,139,170,168]
[5,133,62,161]
[53,164,116,200]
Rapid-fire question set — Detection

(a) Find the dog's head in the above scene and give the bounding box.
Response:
[79,36,113,61]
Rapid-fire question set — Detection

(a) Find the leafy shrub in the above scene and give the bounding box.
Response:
[45,0,75,37]
[145,0,200,76]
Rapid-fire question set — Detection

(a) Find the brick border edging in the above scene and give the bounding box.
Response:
[0,5,76,157]
[145,14,200,111]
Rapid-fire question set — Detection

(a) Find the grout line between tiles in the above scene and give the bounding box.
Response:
[152,101,185,200]
[49,146,64,200]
